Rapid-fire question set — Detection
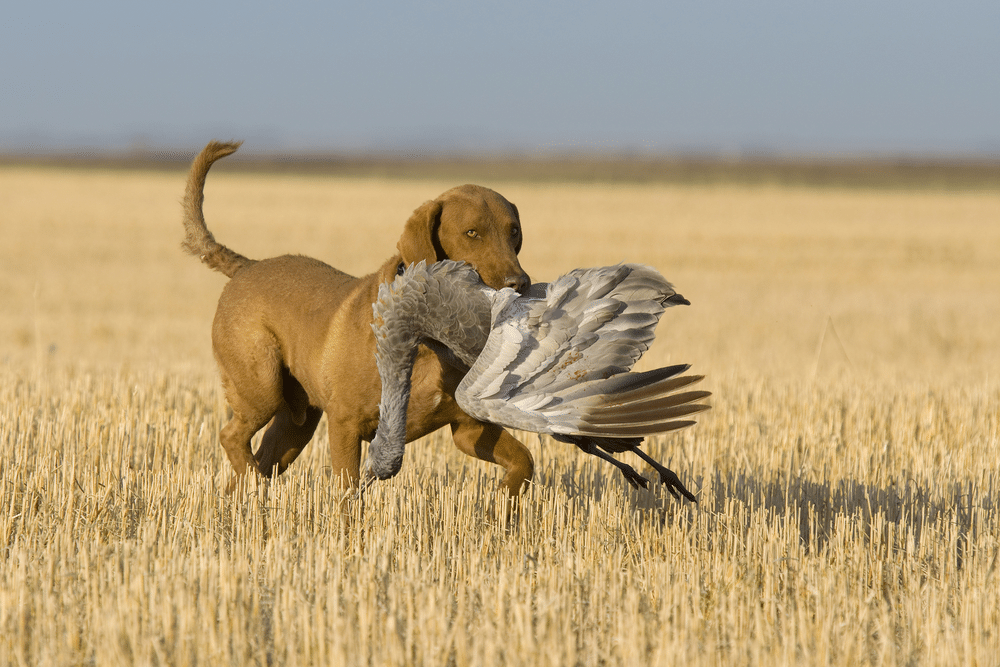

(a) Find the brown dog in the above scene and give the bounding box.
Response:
[182,141,534,494]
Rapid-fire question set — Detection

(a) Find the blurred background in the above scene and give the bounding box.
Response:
[2,0,999,159]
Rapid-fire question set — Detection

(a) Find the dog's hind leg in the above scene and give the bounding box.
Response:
[214,337,285,491]
[255,404,323,477]
[220,412,268,476]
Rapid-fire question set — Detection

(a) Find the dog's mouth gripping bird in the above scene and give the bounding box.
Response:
[363,260,710,500]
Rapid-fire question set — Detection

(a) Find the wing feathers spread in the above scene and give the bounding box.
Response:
[451,263,712,439]
[372,260,710,483]
[478,374,711,438]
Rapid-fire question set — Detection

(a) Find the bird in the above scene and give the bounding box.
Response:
[363,259,710,500]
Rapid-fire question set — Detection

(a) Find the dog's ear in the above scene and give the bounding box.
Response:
[397,199,444,265]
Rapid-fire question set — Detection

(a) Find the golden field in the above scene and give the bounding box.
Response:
[1,162,998,666]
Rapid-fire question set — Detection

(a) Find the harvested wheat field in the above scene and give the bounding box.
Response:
[1,161,998,666]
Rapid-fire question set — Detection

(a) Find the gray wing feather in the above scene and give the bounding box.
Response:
[456,263,708,436]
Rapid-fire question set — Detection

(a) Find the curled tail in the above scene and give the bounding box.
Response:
[181,140,254,278]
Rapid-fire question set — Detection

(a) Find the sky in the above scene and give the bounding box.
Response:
[2,0,999,156]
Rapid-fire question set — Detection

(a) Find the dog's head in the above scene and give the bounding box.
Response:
[397,184,530,293]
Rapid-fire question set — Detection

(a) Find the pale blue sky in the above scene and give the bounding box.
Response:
[3,0,998,155]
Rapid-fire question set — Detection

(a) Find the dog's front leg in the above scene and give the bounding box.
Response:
[326,421,364,491]
[450,418,534,497]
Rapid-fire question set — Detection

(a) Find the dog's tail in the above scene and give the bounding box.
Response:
[181,140,255,278]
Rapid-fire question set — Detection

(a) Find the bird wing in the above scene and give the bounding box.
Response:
[455,263,710,436]
[366,260,708,495]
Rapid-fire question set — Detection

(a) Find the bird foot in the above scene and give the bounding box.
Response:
[657,467,697,503]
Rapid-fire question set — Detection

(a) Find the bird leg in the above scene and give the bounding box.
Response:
[619,446,697,502]
[588,448,650,490]
[552,434,650,489]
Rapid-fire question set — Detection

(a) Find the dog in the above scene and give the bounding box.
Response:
[182,140,534,495]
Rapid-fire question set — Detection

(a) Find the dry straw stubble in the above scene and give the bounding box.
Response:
[1,164,998,665]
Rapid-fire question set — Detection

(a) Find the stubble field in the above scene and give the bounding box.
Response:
[1,161,998,665]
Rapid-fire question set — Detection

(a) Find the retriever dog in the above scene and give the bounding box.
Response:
[182,141,534,494]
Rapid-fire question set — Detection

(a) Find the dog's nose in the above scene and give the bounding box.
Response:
[506,273,530,294]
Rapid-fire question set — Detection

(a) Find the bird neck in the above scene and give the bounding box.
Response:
[377,345,417,444]
[367,341,419,478]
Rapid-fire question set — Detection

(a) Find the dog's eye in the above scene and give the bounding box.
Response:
[466,229,479,239]
[511,227,520,238]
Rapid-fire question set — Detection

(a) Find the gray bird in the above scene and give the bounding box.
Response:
[363,260,710,500]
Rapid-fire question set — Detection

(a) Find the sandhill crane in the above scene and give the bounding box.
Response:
[364,260,709,500]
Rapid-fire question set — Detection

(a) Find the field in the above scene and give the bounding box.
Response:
[1,161,998,665]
